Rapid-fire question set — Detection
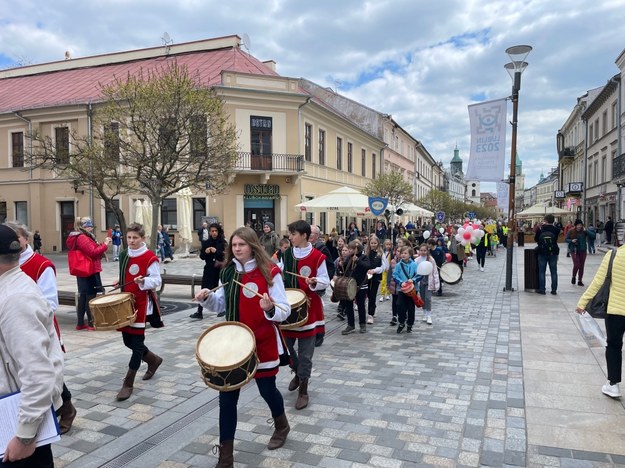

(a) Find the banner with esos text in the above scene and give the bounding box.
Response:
[496,182,509,212]
[466,98,507,182]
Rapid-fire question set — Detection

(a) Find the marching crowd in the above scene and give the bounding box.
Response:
[2,214,624,468]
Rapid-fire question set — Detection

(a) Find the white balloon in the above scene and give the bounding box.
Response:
[475,229,485,238]
[458,227,465,235]
[455,233,463,242]
[465,225,474,233]
[423,230,430,240]
[439,227,445,234]
[460,239,469,246]
[417,261,433,276]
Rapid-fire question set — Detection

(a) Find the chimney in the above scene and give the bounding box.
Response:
[262,60,276,72]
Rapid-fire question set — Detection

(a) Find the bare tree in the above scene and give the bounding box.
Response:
[30,61,239,249]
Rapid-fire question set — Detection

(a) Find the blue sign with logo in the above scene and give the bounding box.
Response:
[468,211,476,220]
[436,211,445,222]
[368,196,388,217]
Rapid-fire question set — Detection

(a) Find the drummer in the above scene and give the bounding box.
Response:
[392,245,422,334]
[280,220,329,410]
[195,226,291,465]
[115,223,164,402]
[338,240,371,335]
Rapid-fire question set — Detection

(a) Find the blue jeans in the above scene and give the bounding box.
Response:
[537,254,558,293]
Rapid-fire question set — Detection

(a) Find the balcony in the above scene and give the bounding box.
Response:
[233,152,304,173]
[614,152,625,183]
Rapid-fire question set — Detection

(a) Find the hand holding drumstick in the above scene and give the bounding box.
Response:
[194,283,227,302]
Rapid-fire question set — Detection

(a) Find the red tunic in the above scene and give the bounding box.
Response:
[233,265,283,379]
[120,249,159,335]
[20,253,64,351]
[282,248,325,339]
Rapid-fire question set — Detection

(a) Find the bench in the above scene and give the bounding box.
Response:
[58,290,78,308]
[159,270,199,298]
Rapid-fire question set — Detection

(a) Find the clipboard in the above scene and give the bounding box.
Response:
[0,391,60,458]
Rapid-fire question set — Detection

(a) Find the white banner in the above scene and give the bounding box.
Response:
[497,182,509,212]
[466,98,508,182]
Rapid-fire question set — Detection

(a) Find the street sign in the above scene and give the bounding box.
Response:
[435,211,445,222]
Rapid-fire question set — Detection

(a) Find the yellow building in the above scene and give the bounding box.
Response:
[0,35,383,251]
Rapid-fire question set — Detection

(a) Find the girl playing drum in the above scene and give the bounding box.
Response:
[195,226,291,467]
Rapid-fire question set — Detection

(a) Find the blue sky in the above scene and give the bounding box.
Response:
[1,0,624,192]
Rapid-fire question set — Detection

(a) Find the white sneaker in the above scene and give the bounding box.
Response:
[422,316,427,322]
[367,315,374,324]
[379,296,385,302]
[602,381,622,398]
[480,267,484,272]
[385,295,391,300]
[426,316,432,325]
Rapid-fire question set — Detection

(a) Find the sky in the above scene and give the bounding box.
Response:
[1,0,624,193]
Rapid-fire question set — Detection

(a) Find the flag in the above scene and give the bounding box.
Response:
[466,98,508,181]
[497,182,509,211]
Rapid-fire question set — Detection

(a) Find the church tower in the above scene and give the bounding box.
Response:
[450,145,463,177]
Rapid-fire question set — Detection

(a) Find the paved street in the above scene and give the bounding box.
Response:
[44,244,625,467]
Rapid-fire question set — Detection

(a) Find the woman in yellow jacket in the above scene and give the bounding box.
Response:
[576,246,625,399]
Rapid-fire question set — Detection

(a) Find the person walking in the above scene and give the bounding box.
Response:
[115,223,164,401]
[587,224,597,254]
[392,245,421,333]
[162,226,174,262]
[475,231,489,272]
[428,238,445,296]
[365,234,386,324]
[195,226,291,466]
[534,214,561,295]
[566,219,588,286]
[309,225,334,347]
[191,223,226,320]
[259,222,281,258]
[563,220,573,257]
[10,222,77,434]
[111,224,123,261]
[604,216,614,245]
[415,243,440,325]
[339,240,371,334]
[66,217,111,330]
[33,230,42,254]
[281,220,329,410]
[378,238,393,301]
[0,224,64,466]
[575,245,625,398]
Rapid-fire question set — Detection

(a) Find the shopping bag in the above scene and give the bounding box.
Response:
[67,249,94,277]
[576,312,607,348]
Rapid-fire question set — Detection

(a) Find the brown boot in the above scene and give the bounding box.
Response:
[142,351,163,380]
[288,374,300,392]
[214,440,234,468]
[116,369,137,401]
[267,413,290,450]
[59,400,77,434]
[295,378,309,410]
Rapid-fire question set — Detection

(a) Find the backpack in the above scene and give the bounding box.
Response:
[538,229,559,255]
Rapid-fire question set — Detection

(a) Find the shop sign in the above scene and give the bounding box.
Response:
[244,184,281,199]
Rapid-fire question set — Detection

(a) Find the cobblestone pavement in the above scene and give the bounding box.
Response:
[42,246,625,467]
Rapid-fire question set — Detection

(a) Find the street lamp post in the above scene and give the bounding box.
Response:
[504,45,532,292]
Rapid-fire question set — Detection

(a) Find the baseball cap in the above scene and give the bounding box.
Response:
[0,225,22,254]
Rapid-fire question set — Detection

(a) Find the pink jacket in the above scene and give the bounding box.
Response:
[416,256,440,291]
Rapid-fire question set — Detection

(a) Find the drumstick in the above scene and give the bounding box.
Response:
[191,282,228,302]
[107,274,151,293]
[284,270,329,287]
[231,279,290,313]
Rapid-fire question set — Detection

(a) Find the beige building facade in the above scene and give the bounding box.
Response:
[0,36,387,251]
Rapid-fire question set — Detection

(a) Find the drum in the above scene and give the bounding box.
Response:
[332,277,358,301]
[440,262,463,284]
[280,289,308,330]
[89,293,136,331]
[195,322,258,392]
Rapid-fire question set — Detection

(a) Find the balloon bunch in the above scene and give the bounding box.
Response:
[455,221,485,246]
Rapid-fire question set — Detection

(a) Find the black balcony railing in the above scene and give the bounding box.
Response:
[614,152,625,181]
[234,152,304,172]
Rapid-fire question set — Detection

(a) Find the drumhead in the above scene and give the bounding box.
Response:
[197,323,254,368]
[285,288,306,305]
[440,263,462,284]
[91,293,133,305]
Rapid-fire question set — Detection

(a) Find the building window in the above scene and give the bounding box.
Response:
[612,101,618,129]
[588,123,593,144]
[55,126,70,164]
[0,201,6,223]
[594,118,599,141]
[15,201,27,225]
[472,189,476,197]
[11,132,24,168]
[104,122,120,162]
[336,137,342,171]
[602,111,608,136]
[193,197,206,230]
[318,129,325,166]
[105,199,121,229]
[372,153,376,179]
[161,198,177,228]
[593,160,598,186]
[347,143,353,172]
[361,149,366,177]
[304,123,312,162]
[190,115,208,159]
[250,116,272,170]
[601,156,606,183]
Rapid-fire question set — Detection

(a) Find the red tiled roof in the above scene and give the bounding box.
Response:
[0,47,279,114]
